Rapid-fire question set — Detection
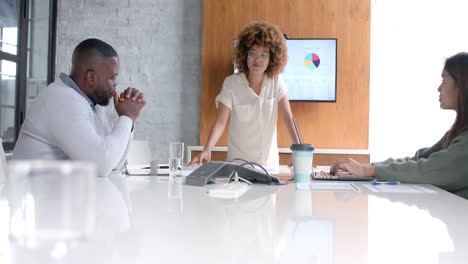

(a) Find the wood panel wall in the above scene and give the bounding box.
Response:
[200,0,370,149]
[190,150,370,166]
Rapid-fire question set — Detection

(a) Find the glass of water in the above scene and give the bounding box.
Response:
[7,160,96,249]
[169,142,184,179]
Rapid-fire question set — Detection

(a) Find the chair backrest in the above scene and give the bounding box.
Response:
[126,139,152,166]
[0,138,7,184]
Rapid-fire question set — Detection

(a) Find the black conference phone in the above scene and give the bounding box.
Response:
[185,161,281,186]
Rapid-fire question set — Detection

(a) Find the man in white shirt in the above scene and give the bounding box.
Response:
[13,38,145,176]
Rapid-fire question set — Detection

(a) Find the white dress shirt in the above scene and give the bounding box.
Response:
[12,73,133,176]
[215,73,287,168]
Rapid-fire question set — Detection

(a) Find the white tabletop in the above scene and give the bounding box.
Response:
[1,174,468,264]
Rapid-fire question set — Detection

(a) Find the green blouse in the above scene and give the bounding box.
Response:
[374,130,468,199]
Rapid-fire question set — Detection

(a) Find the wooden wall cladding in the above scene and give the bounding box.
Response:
[190,150,370,166]
[200,0,370,149]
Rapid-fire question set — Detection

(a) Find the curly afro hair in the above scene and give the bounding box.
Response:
[233,21,287,77]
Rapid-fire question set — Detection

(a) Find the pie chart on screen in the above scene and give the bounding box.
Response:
[304,53,320,71]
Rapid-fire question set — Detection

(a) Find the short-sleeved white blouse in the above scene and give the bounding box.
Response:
[215,73,287,168]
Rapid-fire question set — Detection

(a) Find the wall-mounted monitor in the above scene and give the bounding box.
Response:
[283,38,337,102]
[234,38,337,102]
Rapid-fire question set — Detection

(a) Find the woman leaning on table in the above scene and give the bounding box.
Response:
[331,52,468,199]
[189,21,300,169]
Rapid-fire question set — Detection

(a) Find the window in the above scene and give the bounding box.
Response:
[369,0,468,161]
[0,0,56,151]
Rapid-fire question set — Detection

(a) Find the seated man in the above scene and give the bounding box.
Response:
[13,38,145,176]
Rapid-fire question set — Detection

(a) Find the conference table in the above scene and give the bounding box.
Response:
[0,172,467,264]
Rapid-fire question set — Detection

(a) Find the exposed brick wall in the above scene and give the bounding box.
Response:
[55,0,202,162]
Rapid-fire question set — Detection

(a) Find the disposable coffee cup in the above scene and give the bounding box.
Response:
[290,144,315,183]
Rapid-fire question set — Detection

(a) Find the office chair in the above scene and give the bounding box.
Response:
[126,139,152,169]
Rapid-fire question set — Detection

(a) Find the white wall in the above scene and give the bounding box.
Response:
[369,0,468,161]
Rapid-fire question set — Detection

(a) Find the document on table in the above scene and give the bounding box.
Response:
[364,184,437,194]
[296,182,359,192]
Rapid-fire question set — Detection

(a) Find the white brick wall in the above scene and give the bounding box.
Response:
[55,0,202,162]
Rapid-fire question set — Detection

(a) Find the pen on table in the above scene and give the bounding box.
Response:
[371,181,400,186]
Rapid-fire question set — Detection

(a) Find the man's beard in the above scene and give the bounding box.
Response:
[93,88,111,106]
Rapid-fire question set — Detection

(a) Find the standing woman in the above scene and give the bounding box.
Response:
[190,21,300,169]
[331,52,468,199]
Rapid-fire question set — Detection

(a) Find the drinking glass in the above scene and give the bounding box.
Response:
[7,160,96,248]
[169,142,184,179]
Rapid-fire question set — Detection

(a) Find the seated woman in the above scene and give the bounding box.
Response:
[189,21,300,169]
[331,52,468,199]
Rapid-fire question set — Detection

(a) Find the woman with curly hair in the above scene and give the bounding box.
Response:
[331,52,468,199]
[190,21,300,169]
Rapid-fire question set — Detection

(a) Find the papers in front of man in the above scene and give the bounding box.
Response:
[125,163,170,176]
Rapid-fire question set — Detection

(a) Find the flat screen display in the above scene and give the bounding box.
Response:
[283,38,337,102]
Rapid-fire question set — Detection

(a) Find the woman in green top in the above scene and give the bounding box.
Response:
[331,52,468,199]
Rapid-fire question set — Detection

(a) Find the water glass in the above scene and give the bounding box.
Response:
[169,158,182,179]
[7,160,96,248]
[169,142,184,160]
[167,178,183,213]
[169,142,184,179]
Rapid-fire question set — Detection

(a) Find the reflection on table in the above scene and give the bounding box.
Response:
[0,172,467,264]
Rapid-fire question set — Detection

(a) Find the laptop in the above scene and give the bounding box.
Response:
[312,166,373,181]
[289,122,371,182]
[125,163,170,176]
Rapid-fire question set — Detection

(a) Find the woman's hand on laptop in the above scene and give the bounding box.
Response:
[330,158,375,177]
